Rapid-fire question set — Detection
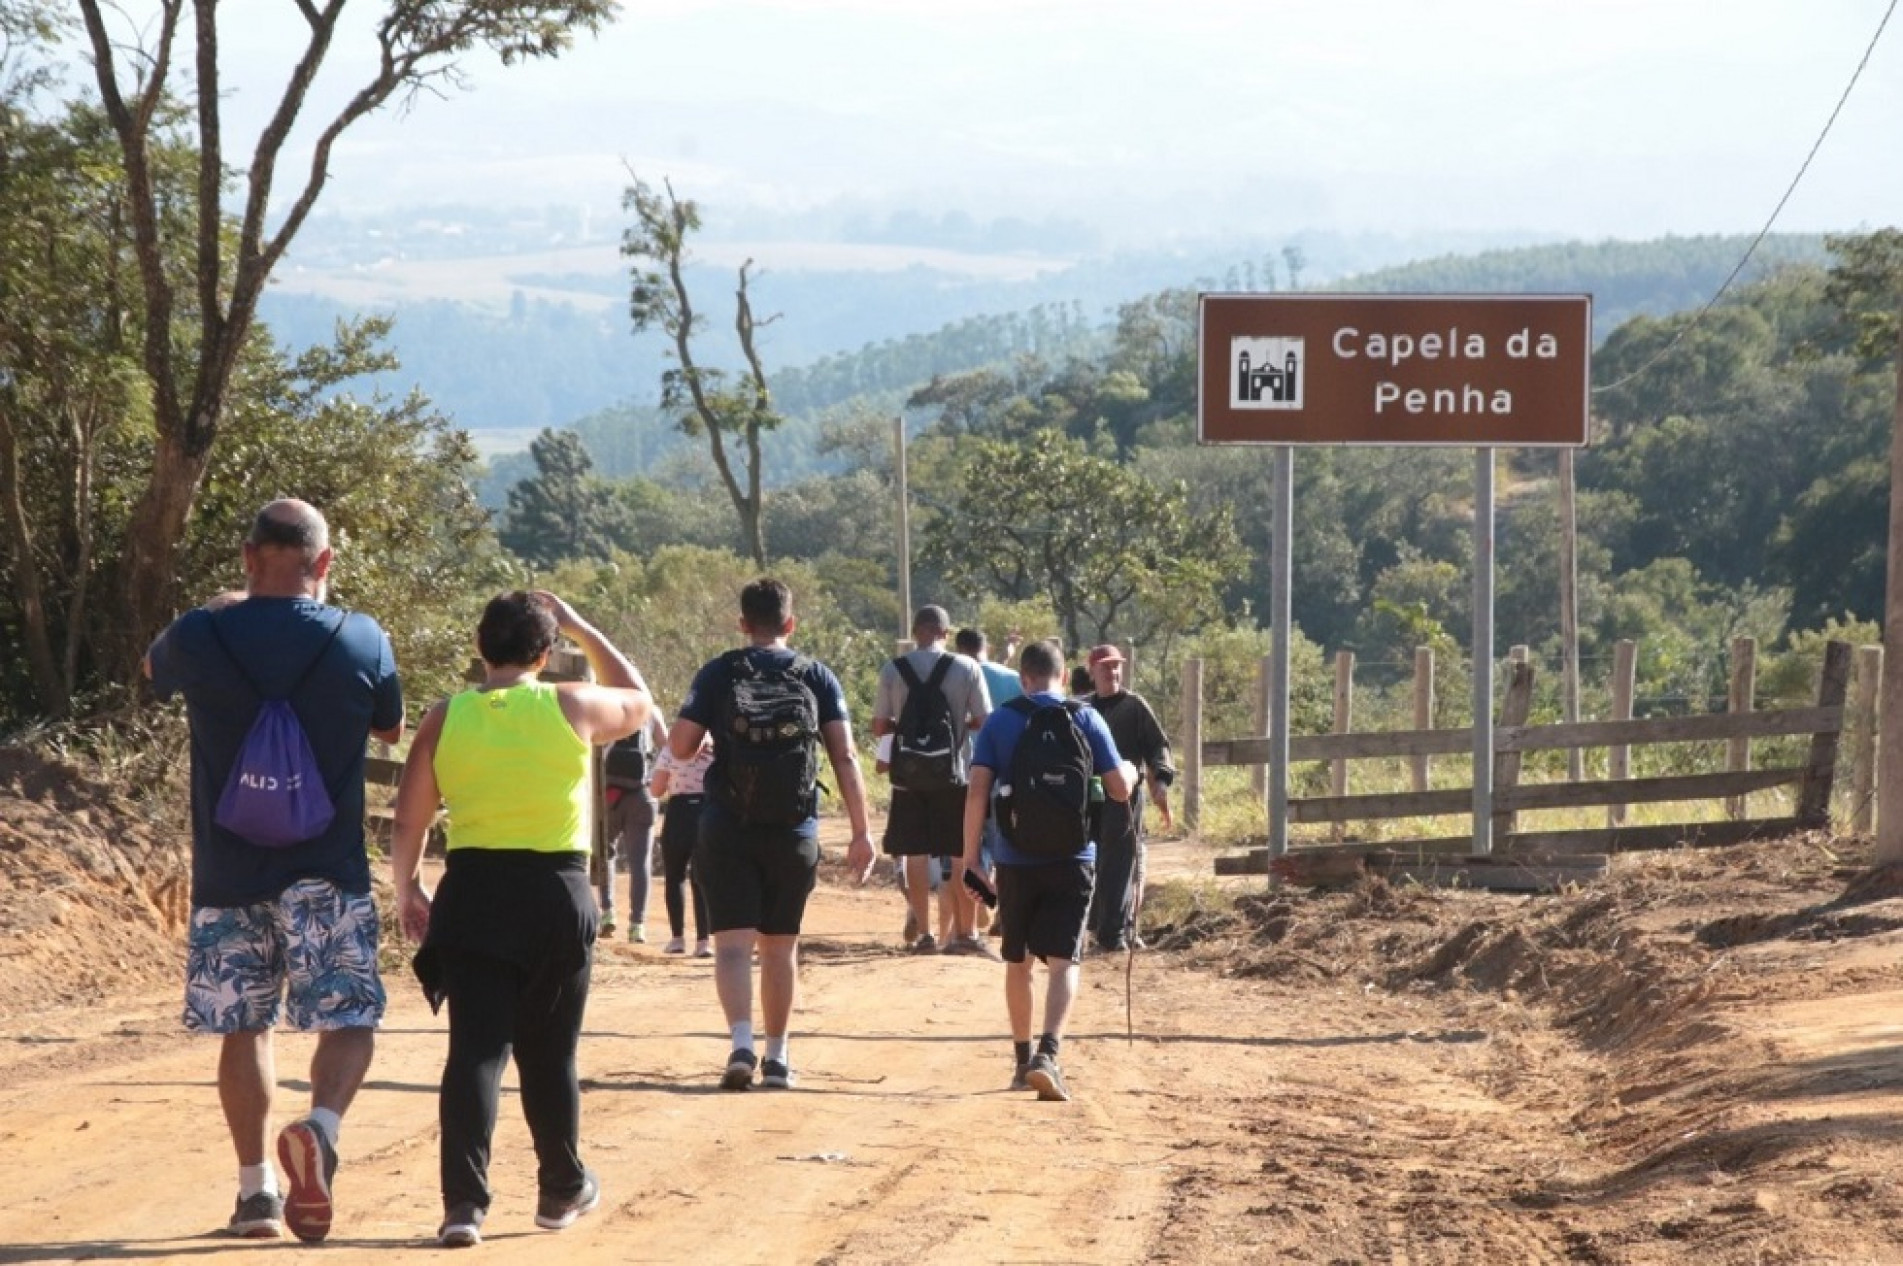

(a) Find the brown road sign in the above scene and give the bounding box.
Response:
[1198,293,1591,446]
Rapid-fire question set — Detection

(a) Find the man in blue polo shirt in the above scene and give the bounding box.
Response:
[145,499,404,1243]
[960,638,1131,1103]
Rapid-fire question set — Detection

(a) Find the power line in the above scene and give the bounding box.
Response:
[1592,0,1898,396]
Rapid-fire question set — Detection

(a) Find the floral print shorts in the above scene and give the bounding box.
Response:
[184,878,386,1034]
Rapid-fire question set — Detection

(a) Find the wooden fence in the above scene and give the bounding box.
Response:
[1194,640,1852,888]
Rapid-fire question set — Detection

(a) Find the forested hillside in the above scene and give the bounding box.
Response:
[258,233,1826,453]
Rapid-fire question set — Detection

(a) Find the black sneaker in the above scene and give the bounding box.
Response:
[227,1190,285,1239]
[276,1118,338,1242]
[1026,1052,1071,1102]
[534,1168,601,1231]
[437,1202,485,1248]
[1010,1062,1032,1091]
[721,1048,758,1091]
[760,1058,796,1089]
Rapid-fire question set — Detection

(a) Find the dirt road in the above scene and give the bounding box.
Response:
[6,829,1903,1264]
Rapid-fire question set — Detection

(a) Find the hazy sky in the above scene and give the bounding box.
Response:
[183,0,1903,245]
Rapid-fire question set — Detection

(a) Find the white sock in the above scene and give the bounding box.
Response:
[307,1107,342,1148]
[240,1162,277,1199]
[731,1020,755,1054]
[764,1034,789,1064]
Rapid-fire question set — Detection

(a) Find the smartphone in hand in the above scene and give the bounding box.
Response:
[962,866,998,909]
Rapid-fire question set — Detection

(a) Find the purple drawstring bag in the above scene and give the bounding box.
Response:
[208,612,348,848]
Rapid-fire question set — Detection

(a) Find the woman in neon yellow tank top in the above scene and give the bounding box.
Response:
[388,591,651,1247]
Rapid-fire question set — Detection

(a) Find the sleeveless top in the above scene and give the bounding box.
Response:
[434,681,591,855]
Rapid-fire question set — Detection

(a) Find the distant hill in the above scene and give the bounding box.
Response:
[263,229,1830,484]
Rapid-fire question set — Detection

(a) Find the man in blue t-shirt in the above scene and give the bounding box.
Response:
[670,577,875,1093]
[960,638,1131,1103]
[144,499,404,1243]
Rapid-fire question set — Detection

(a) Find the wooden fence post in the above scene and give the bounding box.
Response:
[1726,637,1757,820]
[1412,646,1434,793]
[1492,660,1536,843]
[1852,644,1883,834]
[1608,639,1638,827]
[1181,657,1203,832]
[1796,641,1853,828]
[1331,651,1355,839]
[1253,653,1272,799]
[1508,644,1528,665]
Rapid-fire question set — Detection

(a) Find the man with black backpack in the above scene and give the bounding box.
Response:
[960,639,1132,1103]
[874,605,991,955]
[668,578,876,1091]
[144,499,405,1242]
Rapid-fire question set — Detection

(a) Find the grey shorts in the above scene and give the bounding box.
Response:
[183,878,386,1034]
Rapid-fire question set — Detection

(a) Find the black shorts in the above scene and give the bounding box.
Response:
[882,787,967,857]
[996,860,1095,964]
[692,813,819,937]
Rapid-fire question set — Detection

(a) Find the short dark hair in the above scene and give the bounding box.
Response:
[954,627,985,655]
[740,578,794,635]
[913,605,950,638]
[1070,665,1094,696]
[246,499,328,565]
[477,590,558,667]
[1018,638,1061,679]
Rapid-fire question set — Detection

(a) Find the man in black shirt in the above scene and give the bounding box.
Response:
[1080,644,1175,953]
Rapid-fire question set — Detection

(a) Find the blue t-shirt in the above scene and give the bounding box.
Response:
[970,690,1122,866]
[678,645,850,838]
[980,660,1022,707]
[148,596,404,907]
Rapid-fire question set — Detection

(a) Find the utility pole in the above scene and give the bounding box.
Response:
[1879,322,1903,861]
[894,415,913,651]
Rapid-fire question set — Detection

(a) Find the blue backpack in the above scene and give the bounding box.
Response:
[208,611,348,848]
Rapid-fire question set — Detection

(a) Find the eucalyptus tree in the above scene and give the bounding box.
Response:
[73,0,616,680]
[622,173,781,568]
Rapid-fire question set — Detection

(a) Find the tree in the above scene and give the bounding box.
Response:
[924,430,1245,654]
[73,0,615,681]
[499,428,629,570]
[622,174,782,567]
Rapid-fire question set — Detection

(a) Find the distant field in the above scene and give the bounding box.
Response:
[466,427,543,456]
[272,240,1075,311]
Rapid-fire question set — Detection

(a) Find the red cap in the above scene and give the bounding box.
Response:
[1087,644,1124,668]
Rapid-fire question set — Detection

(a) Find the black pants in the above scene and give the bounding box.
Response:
[1088,796,1145,950]
[660,796,710,940]
[438,946,592,1212]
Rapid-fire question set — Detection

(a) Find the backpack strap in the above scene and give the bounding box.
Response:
[924,654,955,692]
[206,608,349,702]
[1005,695,1036,718]
[893,655,921,691]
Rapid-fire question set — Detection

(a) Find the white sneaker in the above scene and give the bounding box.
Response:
[694,940,713,958]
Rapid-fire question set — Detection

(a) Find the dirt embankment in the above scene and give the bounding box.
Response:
[6,743,1903,1264]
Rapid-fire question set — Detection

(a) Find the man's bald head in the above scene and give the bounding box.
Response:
[243,499,332,595]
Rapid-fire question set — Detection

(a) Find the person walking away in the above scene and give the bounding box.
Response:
[650,722,716,956]
[955,626,1023,707]
[144,498,405,1242]
[874,606,991,954]
[388,591,652,1247]
[960,639,1132,1102]
[954,627,1021,934]
[1080,644,1176,954]
[669,578,876,1091]
[600,709,668,941]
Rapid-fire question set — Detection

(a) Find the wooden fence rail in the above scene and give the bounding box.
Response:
[1200,640,1851,876]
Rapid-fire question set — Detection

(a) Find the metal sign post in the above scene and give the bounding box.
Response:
[1472,448,1496,856]
[1197,293,1589,858]
[1269,446,1293,874]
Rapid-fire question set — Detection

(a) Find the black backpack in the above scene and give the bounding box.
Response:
[714,649,822,826]
[888,655,964,791]
[604,725,650,789]
[998,696,1095,857]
